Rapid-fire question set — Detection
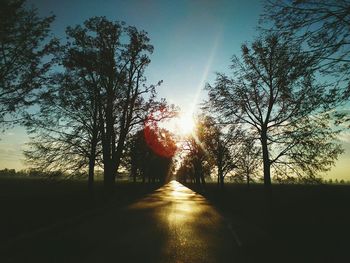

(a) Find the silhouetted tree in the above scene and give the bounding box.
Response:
[24,70,101,190]
[262,0,350,108]
[25,17,175,190]
[0,0,57,128]
[52,17,169,189]
[206,34,344,187]
[129,127,176,183]
[176,158,194,184]
[181,118,215,186]
[234,138,261,187]
[198,115,237,188]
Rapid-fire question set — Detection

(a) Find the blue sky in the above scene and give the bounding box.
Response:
[1,0,349,180]
[26,0,263,110]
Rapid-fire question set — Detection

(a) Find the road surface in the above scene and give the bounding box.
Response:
[3,180,243,262]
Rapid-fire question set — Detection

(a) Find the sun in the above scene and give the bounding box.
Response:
[159,111,195,137]
[177,112,195,135]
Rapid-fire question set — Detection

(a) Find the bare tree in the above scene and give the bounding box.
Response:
[262,0,350,104]
[198,115,237,188]
[176,158,195,184]
[182,129,210,186]
[234,138,261,187]
[206,34,344,187]
[24,70,101,189]
[56,17,168,189]
[129,127,176,183]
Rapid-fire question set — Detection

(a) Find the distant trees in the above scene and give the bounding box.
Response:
[0,168,81,178]
[198,116,237,188]
[234,138,261,187]
[129,127,176,183]
[0,0,57,128]
[176,115,237,187]
[181,117,218,186]
[176,158,194,184]
[206,34,344,187]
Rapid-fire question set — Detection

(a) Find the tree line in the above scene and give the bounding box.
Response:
[1,0,176,190]
[1,0,349,190]
[176,0,349,188]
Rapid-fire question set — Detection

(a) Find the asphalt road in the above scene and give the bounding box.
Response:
[3,180,242,263]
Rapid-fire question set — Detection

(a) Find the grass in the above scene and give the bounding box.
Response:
[0,176,160,246]
[2,176,349,262]
[187,182,350,263]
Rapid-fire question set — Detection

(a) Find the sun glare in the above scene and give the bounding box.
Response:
[177,113,195,135]
[160,111,195,137]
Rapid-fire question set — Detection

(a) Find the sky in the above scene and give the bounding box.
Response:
[0,0,349,180]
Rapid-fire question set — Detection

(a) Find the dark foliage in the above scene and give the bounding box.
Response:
[206,33,344,186]
[0,0,57,128]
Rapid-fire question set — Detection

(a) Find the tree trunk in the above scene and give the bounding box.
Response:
[199,167,206,186]
[88,157,95,192]
[102,85,115,190]
[88,90,99,193]
[88,130,98,192]
[103,160,114,190]
[194,162,201,186]
[261,130,271,188]
[132,167,137,183]
[218,168,224,189]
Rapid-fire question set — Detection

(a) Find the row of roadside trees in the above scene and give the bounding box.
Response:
[176,0,349,188]
[1,1,175,190]
[1,0,349,189]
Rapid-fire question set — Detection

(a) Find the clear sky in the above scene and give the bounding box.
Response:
[0,0,349,180]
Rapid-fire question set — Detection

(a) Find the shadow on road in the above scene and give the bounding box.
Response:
[2,180,241,263]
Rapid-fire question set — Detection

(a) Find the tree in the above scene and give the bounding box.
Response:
[129,127,176,183]
[0,0,57,127]
[41,17,169,189]
[176,158,194,184]
[25,17,174,190]
[206,34,344,187]
[180,117,215,186]
[76,17,165,189]
[198,115,237,188]
[234,138,261,187]
[24,70,101,190]
[262,0,350,105]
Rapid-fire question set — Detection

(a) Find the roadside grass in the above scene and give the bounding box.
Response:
[0,176,160,245]
[187,182,350,263]
[2,176,349,262]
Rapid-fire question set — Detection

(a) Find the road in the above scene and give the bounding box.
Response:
[3,180,242,263]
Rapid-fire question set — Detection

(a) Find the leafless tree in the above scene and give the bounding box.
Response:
[0,0,57,128]
[262,0,350,108]
[206,34,344,187]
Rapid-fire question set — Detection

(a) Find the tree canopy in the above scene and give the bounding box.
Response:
[24,16,174,189]
[262,0,350,102]
[0,0,57,128]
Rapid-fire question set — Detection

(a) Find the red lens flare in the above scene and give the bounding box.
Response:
[144,111,177,158]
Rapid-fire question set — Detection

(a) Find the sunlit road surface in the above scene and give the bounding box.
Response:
[127,180,240,262]
[4,180,242,263]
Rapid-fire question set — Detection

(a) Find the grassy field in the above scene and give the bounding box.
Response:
[187,182,350,263]
[2,177,349,262]
[0,176,160,246]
